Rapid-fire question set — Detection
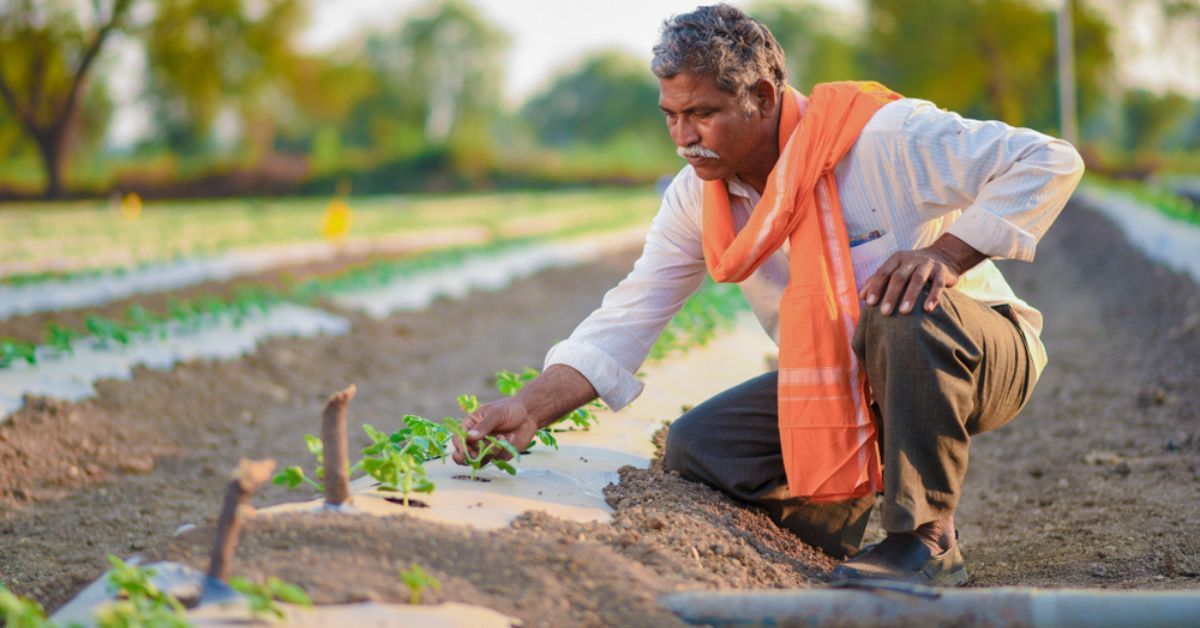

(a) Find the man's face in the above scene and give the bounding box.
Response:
[658,72,773,182]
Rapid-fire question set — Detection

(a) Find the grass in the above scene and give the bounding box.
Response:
[1083,174,1200,227]
[0,188,659,281]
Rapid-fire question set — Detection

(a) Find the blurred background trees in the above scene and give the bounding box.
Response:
[0,0,1197,200]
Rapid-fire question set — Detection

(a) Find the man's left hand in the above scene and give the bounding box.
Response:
[859,233,986,315]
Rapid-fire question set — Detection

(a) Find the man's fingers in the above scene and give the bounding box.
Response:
[925,266,947,311]
[879,262,915,315]
[898,263,933,314]
[861,254,901,304]
[466,408,505,442]
[450,434,467,465]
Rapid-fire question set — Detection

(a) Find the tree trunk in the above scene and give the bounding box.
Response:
[34,130,66,200]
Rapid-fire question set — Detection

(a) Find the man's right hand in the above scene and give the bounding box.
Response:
[451,396,538,465]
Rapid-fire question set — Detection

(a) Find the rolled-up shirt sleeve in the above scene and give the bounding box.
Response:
[544,172,708,411]
[898,101,1085,261]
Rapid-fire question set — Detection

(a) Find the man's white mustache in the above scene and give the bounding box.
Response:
[677,144,720,159]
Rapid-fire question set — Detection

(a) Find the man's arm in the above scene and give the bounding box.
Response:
[861,101,1084,314]
[453,171,709,461]
[451,364,596,464]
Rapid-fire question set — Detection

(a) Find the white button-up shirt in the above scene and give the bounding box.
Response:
[545,98,1085,411]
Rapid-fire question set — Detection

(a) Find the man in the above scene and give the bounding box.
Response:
[453,4,1082,586]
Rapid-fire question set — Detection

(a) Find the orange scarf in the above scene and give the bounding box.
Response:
[702,81,901,502]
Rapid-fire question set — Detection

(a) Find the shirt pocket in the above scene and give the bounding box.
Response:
[848,230,899,293]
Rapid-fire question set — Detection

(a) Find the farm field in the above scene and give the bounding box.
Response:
[0,189,1199,625]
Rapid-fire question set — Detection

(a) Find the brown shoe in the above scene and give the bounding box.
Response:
[829,533,969,587]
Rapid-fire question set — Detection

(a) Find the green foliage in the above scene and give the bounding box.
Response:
[228,575,312,621]
[359,422,438,505]
[0,338,38,367]
[521,51,665,148]
[0,583,51,628]
[271,434,325,492]
[862,0,1114,130]
[751,1,860,91]
[398,563,441,605]
[43,323,79,355]
[1120,89,1192,153]
[95,555,189,628]
[648,278,749,361]
[1089,175,1200,227]
[143,0,305,152]
[360,450,434,506]
[439,417,520,480]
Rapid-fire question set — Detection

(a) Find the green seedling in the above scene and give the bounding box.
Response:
[398,563,441,605]
[228,576,312,621]
[360,449,434,506]
[495,367,538,396]
[272,434,325,492]
[0,339,38,368]
[85,316,131,347]
[123,304,163,337]
[440,417,520,480]
[0,583,51,628]
[95,555,189,628]
[362,417,451,462]
[168,299,200,330]
[43,323,79,356]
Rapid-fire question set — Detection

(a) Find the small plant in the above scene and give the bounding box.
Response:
[85,316,131,348]
[272,434,325,492]
[398,563,441,605]
[123,304,162,337]
[228,576,312,621]
[43,323,79,356]
[95,555,189,628]
[440,417,520,480]
[0,339,38,368]
[0,583,51,628]
[360,449,434,506]
[358,421,442,505]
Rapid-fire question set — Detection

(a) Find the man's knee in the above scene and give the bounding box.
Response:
[857,291,953,355]
[662,412,702,476]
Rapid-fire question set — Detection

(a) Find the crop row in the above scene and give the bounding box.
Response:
[1,189,657,286]
[1086,175,1200,226]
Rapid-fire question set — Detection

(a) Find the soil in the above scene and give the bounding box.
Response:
[1,198,1199,623]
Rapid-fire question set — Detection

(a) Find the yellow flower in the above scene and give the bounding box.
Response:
[321,198,353,241]
[120,192,142,220]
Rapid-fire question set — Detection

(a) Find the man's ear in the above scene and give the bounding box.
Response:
[752,79,779,119]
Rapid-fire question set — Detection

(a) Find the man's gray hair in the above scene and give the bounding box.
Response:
[651,4,787,103]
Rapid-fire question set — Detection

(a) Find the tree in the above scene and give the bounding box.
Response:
[1120,88,1191,153]
[862,0,1114,131]
[521,50,665,148]
[0,0,132,198]
[750,1,862,91]
[142,0,306,155]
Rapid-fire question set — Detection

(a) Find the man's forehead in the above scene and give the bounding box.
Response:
[658,73,733,109]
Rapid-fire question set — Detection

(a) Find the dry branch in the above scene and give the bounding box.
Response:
[206,458,275,581]
[322,384,357,506]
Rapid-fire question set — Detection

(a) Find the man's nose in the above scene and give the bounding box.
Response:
[670,116,701,148]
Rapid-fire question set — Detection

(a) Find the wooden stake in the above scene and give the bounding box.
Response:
[322,384,356,506]
[206,458,275,581]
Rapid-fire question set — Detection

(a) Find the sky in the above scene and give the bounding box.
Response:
[106,0,1198,147]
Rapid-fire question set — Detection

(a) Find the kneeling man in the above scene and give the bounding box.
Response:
[454,3,1082,586]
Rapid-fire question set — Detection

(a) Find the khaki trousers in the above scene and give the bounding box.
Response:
[662,288,1034,557]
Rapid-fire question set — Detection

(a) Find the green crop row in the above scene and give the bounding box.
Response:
[0,288,281,369]
[1085,175,1200,226]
